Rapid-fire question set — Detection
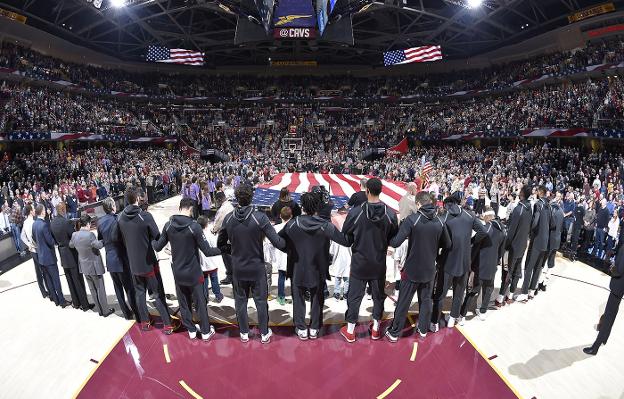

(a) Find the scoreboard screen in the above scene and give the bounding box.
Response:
[273,0,316,28]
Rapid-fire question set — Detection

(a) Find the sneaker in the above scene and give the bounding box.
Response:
[340,325,356,343]
[278,297,286,306]
[457,316,465,326]
[220,277,233,285]
[261,328,273,344]
[505,294,514,304]
[429,322,439,333]
[370,323,381,340]
[385,329,399,343]
[163,325,175,335]
[267,294,275,301]
[416,328,427,338]
[189,324,200,339]
[528,292,535,300]
[140,322,152,331]
[309,329,319,339]
[516,294,529,303]
[202,325,216,341]
[214,293,224,303]
[495,294,505,308]
[240,332,249,343]
[475,309,487,321]
[446,315,456,328]
[297,329,309,341]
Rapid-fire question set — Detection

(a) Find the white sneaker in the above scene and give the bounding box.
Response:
[188,324,200,339]
[429,322,439,333]
[417,328,427,338]
[506,293,514,301]
[240,332,249,343]
[496,294,505,303]
[528,292,535,299]
[475,309,487,321]
[516,294,528,303]
[201,325,216,341]
[309,329,319,339]
[447,316,456,328]
[261,328,273,344]
[296,328,309,341]
[457,316,465,326]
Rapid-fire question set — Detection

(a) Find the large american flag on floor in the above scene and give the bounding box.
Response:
[253,173,408,211]
[146,46,204,66]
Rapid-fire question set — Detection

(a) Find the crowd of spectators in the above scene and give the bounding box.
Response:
[2,35,624,99]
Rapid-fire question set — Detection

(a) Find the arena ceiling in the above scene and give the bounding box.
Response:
[0,0,620,66]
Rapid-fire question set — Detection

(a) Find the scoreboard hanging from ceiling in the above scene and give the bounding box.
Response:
[272,0,316,28]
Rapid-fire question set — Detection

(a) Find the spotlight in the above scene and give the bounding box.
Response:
[466,0,482,8]
[110,0,126,8]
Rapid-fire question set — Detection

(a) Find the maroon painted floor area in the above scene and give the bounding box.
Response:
[78,323,518,399]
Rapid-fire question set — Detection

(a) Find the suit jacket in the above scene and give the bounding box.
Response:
[70,230,105,276]
[50,216,79,269]
[97,213,127,273]
[530,198,552,252]
[32,218,57,266]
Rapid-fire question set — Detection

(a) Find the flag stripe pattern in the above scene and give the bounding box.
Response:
[255,173,407,211]
[383,45,442,66]
[146,46,204,66]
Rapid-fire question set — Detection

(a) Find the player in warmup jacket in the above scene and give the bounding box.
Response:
[278,192,332,340]
[540,194,564,291]
[115,187,175,334]
[326,178,399,343]
[496,185,533,306]
[152,197,222,341]
[217,184,286,344]
[431,194,490,332]
[385,191,451,341]
[460,208,506,320]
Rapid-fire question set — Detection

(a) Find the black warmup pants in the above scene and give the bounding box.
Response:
[594,293,622,347]
[499,252,524,297]
[461,278,494,316]
[546,249,558,269]
[522,245,548,294]
[292,285,324,331]
[111,270,138,317]
[134,272,171,326]
[64,267,89,309]
[345,277,385,324]
[431,271,468,322]
[233,275,269,335]
[388,279,433,336]
[222,254,233,279]
[177,283,211,335]
[570,224,582,254]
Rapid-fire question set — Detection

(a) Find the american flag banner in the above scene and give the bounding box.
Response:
[254,173,408,211]
[146,46,204,66]
[383,45,442,66]
[8,131,177,143]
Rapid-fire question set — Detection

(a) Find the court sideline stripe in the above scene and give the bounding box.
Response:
[409,343,418,362]
[163,344,171,363]
[71,321,135,398]
[377,379,402,399]
[456,326,525,399]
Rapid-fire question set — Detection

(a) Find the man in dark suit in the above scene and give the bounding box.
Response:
[518,186,553,302]
[430,194,489,332]
[97,197,137,320]
[385,191,451,341]
[583,229,624,355]
[50,203,91,311]
[497,186,533,306]
[32,204,69,307]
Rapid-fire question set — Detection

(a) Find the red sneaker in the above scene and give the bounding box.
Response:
[163,325,174,335]
[340,326,356,343]
[495,299,504,308]
[370,323,381,340]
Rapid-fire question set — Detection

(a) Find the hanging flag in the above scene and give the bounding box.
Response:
[387,138,408,154]
[146,46,204,66]
[383,45,442,66]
